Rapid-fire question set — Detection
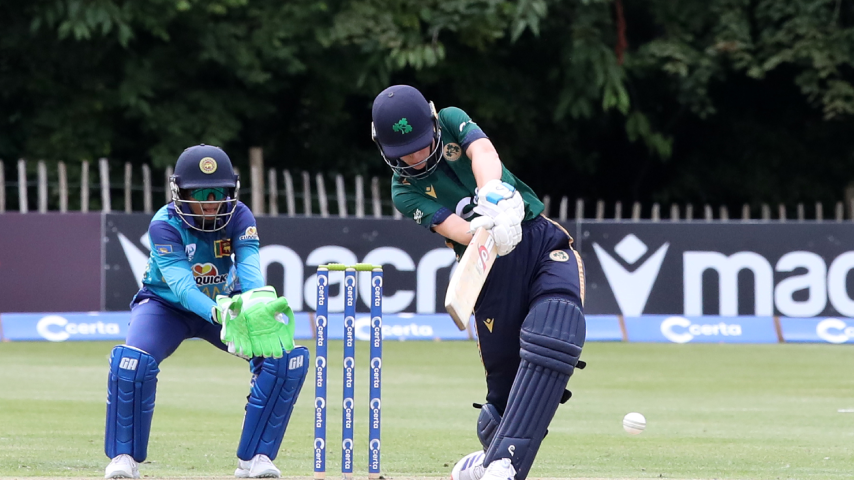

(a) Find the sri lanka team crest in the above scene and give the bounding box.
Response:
[199,157,217,174]
[192,263,228,286]
[214,239,231,258]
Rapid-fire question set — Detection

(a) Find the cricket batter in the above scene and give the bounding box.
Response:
[103,145,308,479]
[371,86,586,480]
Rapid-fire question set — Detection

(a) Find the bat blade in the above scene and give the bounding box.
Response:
[444,228,498,330]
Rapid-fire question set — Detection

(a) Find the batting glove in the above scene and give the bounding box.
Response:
[472,180,524,256]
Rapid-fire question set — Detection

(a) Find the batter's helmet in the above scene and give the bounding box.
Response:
[371,85,443,179]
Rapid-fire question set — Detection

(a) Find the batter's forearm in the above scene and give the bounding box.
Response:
[433,214,474,245]
[467,138,502,188]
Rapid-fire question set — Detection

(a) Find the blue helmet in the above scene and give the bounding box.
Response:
[371,85,443,179]
[169,144,240,232]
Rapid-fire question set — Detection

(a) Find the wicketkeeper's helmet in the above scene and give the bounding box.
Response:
[169,144,240,232]
[371,85,443,179]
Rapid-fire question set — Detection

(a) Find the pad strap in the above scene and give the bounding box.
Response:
[237,347,309,460]
[105,345,159,462]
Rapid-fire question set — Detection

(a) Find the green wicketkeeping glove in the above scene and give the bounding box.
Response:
[242,295,296,358]
[215,287,295,359]
[215,293,253,359]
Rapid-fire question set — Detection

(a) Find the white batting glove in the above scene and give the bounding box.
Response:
[474,179,526,225]
[471,180,525,256]
[468,216,495,232]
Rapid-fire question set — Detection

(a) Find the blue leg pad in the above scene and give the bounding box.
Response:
[484,298,585,480]
[105,345,159,462]
[237,347,309,461]
[477,403,502,451]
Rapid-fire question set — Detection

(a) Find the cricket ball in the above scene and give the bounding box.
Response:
[622,412,646,435]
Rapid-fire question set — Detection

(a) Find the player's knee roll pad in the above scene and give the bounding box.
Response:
[520,297,585,375]
[237,347,309,461]
[476,403,502,450]
[484,297,585,480]
[105,345,159,462]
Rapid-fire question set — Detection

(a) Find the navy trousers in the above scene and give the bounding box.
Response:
[126,297,227,365]
[473,215,585,414]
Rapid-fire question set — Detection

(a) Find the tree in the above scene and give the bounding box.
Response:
[1,0,852,213]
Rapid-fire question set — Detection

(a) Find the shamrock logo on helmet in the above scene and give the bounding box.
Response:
[392,118,413,134]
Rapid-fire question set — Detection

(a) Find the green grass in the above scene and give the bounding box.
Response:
[1,341,853,478]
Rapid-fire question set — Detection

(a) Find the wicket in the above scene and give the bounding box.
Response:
[314,264,383,480]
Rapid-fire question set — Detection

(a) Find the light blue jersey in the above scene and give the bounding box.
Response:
[133,201,264,322]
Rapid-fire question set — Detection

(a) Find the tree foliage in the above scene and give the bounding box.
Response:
[1,0,853,210]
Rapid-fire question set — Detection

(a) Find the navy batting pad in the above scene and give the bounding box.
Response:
[484,298,585,480]
[237,347,309,460]
[105,345,159,461]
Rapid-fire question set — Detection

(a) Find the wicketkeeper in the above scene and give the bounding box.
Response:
[371,86,586,480]
[103,145,308,479]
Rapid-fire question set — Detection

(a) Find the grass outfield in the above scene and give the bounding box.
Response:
[0,340,852,479]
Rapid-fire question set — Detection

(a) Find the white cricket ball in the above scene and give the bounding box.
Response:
[623,412,646,435]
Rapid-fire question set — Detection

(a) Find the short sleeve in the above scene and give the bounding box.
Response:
[392,182,444,228]
[438,107,488,152]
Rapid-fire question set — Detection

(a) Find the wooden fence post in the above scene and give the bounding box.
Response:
[18,159,28,213]
[37,160,47,213]
[142,164,152,213]
[58,162,68,213]
[250,147,264,215]
[335,174,347,218]
[371,177,382,218]
[268,168,279,216]
[81,161,90,213]
[99,158,111,213]
[283,170,296,216]
[355,175,365,218]
[302,171,312,216]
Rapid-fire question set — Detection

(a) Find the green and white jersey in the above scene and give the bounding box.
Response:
[391,106,544,257]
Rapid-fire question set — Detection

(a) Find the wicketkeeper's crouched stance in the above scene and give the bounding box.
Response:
[371,86,586,480]
[104,145,308,479]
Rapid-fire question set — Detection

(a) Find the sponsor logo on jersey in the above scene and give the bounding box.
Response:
[443,142,462,161]
[239,226,259,241]
[192,263,228,286]
[413,209,423,224]
[455,197,476,219]
[550,250,569,262]
[185,243,196,261]
[199,157,217,174]
[154,244,173,254]
[483,318,494,333]
[214,239,232,258]
[425,185,437,198]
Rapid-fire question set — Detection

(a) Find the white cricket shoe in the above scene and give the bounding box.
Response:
[481,458,516,480]
[235,454,281,478]
[451,450,486,480]
[104,454,139,479]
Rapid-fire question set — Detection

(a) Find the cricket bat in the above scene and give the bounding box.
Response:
[444,227,498,330]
